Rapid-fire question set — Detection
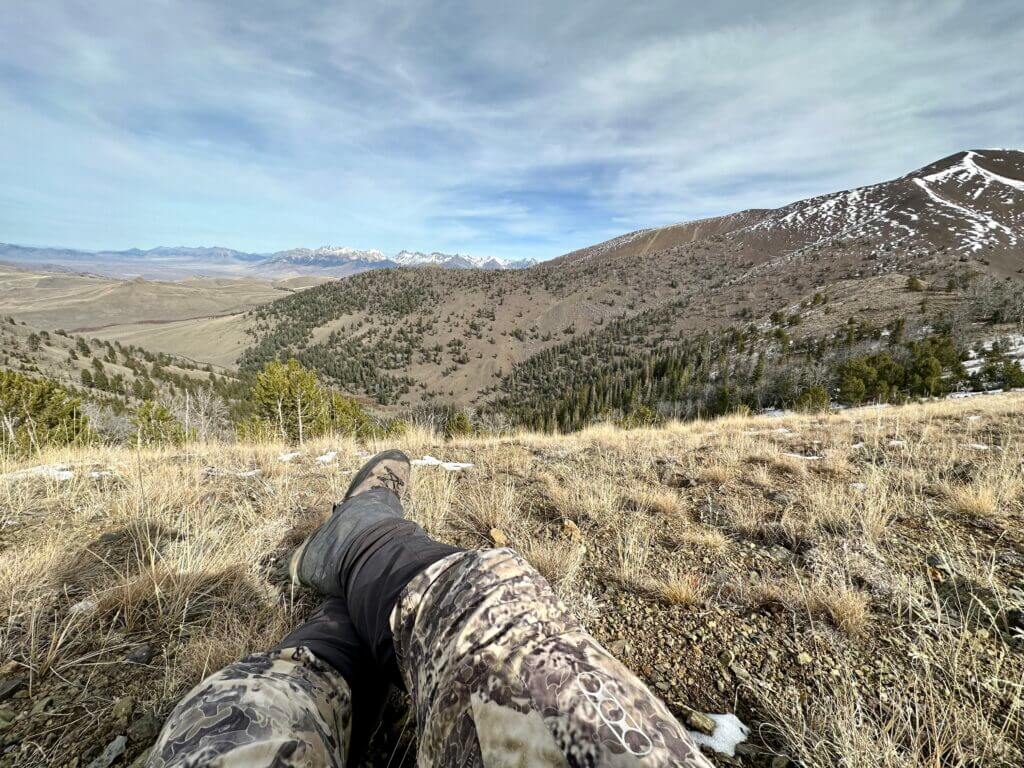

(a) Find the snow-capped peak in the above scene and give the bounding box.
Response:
[393,250,536,270]
[269,246,388,264]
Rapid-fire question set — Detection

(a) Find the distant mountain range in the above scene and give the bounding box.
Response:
[0,242,537,280]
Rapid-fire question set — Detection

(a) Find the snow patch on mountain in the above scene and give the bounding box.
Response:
[393,251,536,270]
[266,246,389,265]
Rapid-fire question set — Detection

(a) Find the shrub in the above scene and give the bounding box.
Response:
[248,359,382,443]
[617,404,662,429]
[251,359,326,442]
[793,385,830,412]
[445,411,474,439]
[0,371,92,455]
[132,401,186,445]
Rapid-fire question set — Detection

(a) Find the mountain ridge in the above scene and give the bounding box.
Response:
[237,148,1024,413]
[0,242,536,279]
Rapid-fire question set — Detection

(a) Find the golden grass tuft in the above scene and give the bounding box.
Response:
[656,571,707,607]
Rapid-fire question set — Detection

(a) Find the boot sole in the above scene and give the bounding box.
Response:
[343,449,411,500]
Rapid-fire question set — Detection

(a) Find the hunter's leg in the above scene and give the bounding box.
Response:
[147,598,374,768]
[391,548,715,768]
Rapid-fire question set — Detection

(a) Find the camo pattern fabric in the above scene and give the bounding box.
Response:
[391,547,714,768]
[147,646,351,768]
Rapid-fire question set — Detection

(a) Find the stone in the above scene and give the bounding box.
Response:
[685,710,717,735]
[127,715,160,745]
[129,748,153,768]
[86,735,127,768]
[0,677,24,702]
[31,696,52,715]
[488,528,509,547]
[767,545,794,563]
[729,663,751,681]
[126,643,154,664]
[111,697,134,721]
[795,651,813,666]
[766,490,795,506]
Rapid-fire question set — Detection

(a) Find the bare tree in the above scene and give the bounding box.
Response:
[171,388,228,442]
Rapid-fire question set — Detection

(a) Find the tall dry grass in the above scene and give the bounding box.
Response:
[0,394,1021,765]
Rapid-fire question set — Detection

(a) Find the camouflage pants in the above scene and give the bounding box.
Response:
[147,646,352,767]
[150,548,711,768]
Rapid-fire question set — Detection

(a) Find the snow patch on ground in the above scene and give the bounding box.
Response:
[411,455,474,471]
[205,467,262,478]
[278,451,302,462]
[963,334,1024,375]
[687,713,750,757]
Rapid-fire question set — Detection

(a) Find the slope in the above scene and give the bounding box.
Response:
[238,150,1024,411]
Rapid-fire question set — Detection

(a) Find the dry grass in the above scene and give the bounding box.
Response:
[1,395,1023,766]
[657,570,708,607]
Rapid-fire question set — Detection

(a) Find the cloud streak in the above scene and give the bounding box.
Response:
[1,0,1021,260]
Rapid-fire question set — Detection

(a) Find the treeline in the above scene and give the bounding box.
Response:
[488,313,1024,432]
[0,359,402,457]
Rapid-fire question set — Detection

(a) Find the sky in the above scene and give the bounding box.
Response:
[1,1,1022,261]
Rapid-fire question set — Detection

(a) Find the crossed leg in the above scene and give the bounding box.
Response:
[148,455,712,768]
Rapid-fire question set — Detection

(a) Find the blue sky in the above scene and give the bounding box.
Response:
[1,1,1022,261]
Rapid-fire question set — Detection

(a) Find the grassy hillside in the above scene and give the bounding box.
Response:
[1,395,1021,766]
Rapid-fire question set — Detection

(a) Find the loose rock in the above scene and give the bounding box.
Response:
[87,735,127,768]
[685,710,718,735]
[127,715,160,745]
[488,528,509,547]
[0,677,24,702]
[126,643,154,664]
[112,697,134,721]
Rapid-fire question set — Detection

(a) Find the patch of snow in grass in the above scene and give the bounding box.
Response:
[411,456,443,466]
[782,452,822,461]
[205,467,262,478]
[411,455,474,472]
[315,451,338,464]
[687,713,750,757]
[278,451,301,462]
[2,464,76,482]
[69,598,98,616]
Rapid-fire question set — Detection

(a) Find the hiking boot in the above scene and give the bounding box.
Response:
[290,450,411,595]
[343,449,411,501]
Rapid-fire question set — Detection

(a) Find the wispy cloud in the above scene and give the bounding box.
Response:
[1,0,1021,259]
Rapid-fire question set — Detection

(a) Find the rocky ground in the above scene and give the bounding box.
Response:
[1,395,1022,767]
